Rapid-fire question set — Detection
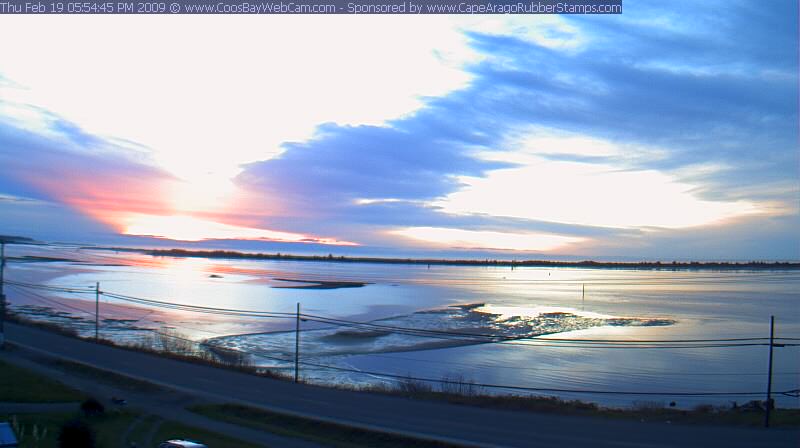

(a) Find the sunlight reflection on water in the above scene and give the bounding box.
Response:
[5,245,799,408]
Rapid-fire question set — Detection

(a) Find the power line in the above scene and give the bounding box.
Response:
[7,290,796,399]
[100,291,296,320]
[7,285,95,318]
[154,329,791,398]
[147,324,800,381]
[363,353,800,377]
[7,280,799,349]
[5,279,95,294]
[239,344,790,397]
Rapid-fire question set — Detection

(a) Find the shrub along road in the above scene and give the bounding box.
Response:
[5,322,798,448]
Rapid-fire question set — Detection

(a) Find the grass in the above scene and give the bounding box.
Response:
[1,411,72,448]
[2,410,262,448]
[189,403,462,448]
[610,402,800,427]
[0,410,139,448]
[93,411,141,447]
[0,356,260,447]
[364,386,800,427]
[350,378,800,427]
[0,360,86,403]
[122,414,160,448]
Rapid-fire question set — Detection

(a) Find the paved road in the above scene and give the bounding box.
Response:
[0,347,322,448]
[5,322,799,448]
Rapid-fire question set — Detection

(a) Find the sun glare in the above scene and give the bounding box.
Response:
[437,152,759,230]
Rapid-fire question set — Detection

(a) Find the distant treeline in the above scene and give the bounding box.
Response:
[0,235,39,244]
[101,248,800,270]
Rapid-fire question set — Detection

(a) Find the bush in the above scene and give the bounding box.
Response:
[692,404,715,414]
[57,419,95,448]
[80,398,105,417]
[631,401,665,412]
[439,373,481,396]
[157,329,196,355]
[396,377,433,395]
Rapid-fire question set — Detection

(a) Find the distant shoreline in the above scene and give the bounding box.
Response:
[90,247,800,270]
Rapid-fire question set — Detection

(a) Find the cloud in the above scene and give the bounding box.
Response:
[0,103,173,240]
[121,214,356,245]
[0,15,478,185]
[0,103,174,224]
[0,104,363,245]
[232,2,797,257]
[437,158,760,229]
[237,122,512,212]
[1,4,797,258]
[388,227,583,252]
[582,213,800,261]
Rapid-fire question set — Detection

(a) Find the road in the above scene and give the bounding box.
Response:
[0,346,322,448]
[5,322,799,448]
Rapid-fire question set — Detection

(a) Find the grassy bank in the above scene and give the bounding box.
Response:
[189,403,461,448]
[0,411,138,448]
[0,359,85,403]
[6,314,284,380]
[0,360,262,448]
[353,381,800,427]
[1,410,261,448]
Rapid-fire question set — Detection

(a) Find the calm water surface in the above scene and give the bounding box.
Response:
[6,245,799,408]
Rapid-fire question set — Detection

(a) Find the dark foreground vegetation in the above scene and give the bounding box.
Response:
[190,403,466,448]
[356,379,800,427]
[1,407,260,448]
[0,358,258,448]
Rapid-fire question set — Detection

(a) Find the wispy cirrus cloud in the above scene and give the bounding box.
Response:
[233,1,797,256]
[0,2,796,258]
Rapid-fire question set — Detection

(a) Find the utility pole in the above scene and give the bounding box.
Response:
[95,282,100,341]
[294,302,300,383]
[582,283,585,311]
[764,315,775,428]
[0,242,6,348]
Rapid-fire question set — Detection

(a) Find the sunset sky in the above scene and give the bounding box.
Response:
[0,1,798,260]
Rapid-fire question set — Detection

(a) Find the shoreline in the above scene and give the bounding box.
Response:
[90,247,800,270]
[4,319,800,428]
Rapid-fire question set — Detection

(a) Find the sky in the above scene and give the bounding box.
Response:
[0,1,798,261]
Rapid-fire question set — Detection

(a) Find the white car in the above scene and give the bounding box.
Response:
[158,440,208,448]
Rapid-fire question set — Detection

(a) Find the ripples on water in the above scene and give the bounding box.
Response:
[5,245,799,408]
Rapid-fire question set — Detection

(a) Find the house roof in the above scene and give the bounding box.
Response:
[0,423,18,447]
